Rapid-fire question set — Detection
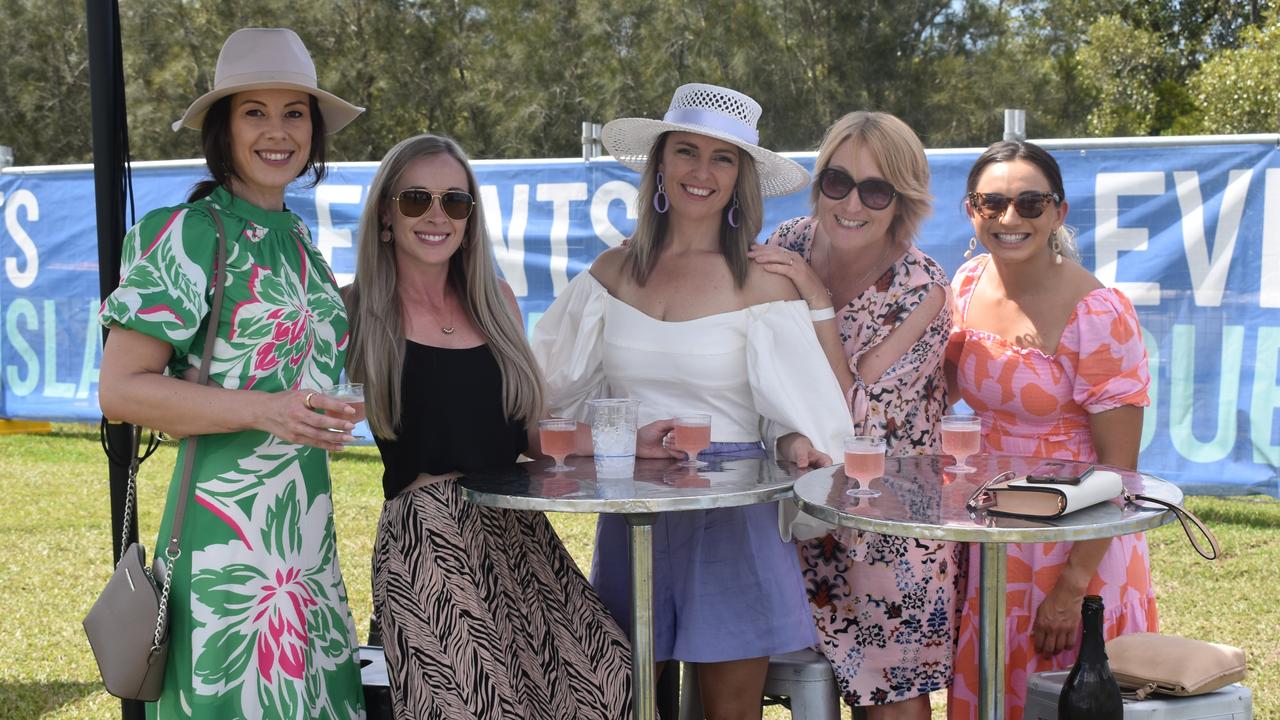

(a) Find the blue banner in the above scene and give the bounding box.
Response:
[2,142,1278,496]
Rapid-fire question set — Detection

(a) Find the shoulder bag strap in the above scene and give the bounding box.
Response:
[164,207,229,561]
[1123,490,1222,560]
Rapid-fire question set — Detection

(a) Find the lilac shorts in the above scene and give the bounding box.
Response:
[589,442,817,663]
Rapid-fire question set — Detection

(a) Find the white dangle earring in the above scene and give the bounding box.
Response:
[1051,229,1063,264]
[964,236,977,259]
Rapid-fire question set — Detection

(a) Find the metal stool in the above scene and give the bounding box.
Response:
[678,648,842,719]
[358,645,393,720]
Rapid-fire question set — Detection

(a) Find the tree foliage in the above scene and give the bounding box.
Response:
[1185,7,1280,134]
[0,0,1274,167]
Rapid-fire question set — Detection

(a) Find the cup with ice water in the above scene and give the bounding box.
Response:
[586,398,639,478]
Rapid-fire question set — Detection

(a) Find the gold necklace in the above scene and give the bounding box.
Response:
[816,234,892,300]
[424,294,456,335]
[440,300,456,335]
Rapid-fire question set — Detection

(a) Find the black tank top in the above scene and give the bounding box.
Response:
[374,341,528,499]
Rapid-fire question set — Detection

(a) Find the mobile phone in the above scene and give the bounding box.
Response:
[1025,460,1095,485]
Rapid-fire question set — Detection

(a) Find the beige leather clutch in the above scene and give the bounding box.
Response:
[1106,632,1247,699]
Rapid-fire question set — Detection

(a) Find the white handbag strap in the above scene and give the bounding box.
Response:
[1124,490,1221,560]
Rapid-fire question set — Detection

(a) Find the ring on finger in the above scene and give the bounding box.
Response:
[304,391,317,410]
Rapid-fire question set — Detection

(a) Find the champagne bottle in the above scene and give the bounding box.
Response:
[1058,595,1123,719]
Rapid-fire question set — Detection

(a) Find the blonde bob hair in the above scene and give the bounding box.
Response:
[811,111,932,245]
[344,134,544,439]
[624,132,764,288]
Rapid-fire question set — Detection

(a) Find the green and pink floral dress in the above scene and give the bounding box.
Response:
[100,186,365,719]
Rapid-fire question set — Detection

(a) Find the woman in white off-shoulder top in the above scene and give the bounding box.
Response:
[532,83,852,719]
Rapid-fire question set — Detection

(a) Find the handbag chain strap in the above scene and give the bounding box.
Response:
[127,206,228,653]
[1123,490,1222,560]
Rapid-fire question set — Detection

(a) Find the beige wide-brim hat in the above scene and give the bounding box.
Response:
[172,28,364,134]
[601,83,808,197]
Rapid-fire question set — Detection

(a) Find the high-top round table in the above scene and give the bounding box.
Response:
[459,454,799,720]
[791,454,1181,720]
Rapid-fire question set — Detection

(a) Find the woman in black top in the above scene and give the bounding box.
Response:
[344,134,669,719]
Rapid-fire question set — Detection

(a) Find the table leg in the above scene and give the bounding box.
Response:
[978,542,1007,720]
[627,513,657,720]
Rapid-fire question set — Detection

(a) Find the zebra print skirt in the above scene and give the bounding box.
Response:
[373,478,633,720]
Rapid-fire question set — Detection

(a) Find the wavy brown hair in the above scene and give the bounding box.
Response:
[344,134,544,439]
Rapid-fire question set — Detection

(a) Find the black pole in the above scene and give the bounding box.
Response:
[86,1,144,718]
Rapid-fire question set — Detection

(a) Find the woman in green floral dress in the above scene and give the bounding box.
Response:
[98,28,367,719]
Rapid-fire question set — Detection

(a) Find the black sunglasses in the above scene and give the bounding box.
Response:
[967,191,1061,220]
[817,168,898,211]
[392,188,475,221]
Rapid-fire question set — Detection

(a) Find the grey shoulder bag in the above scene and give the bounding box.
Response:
[83,207,228,701]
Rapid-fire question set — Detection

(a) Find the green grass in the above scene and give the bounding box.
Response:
[0,425,1274,719]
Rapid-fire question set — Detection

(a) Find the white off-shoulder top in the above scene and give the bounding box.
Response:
[532,271,852,539]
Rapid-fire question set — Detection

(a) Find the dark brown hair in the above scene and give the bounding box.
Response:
[187,93,328,202]
[965,140,1065,200]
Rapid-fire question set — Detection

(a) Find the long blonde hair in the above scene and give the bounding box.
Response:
[625,133,764,288]
[345,134,544,439]
[811,111,932,245]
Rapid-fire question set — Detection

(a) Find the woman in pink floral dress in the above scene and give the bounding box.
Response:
[751,112,961,719]
[945,140,1156,720]
[98,29,366,719]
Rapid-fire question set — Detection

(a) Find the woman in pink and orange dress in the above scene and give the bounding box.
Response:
[945,140,1157,720]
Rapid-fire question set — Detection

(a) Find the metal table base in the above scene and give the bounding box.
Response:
[790,455,1181,720]
[459,456,800,720]
[628,513,657,719]
[979,543,1008,719]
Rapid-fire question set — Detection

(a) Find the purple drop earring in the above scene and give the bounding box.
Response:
[726,189,740,228]
[653,171,669,214]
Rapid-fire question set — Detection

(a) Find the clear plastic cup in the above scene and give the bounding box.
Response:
[587,398,639,478]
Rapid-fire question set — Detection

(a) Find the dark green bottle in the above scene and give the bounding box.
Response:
[1058,595,1123,719]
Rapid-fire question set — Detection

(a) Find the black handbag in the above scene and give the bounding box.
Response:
[82,207,228,700]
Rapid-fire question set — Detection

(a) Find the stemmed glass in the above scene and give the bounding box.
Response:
[674,413,712,468]
[843,435,885,498]
[941,414,981,472]
[538,418,577,473]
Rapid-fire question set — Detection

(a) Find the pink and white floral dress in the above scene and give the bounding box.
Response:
[946,254,1157,720]
[769,217,962,707]
[100,186,364,719]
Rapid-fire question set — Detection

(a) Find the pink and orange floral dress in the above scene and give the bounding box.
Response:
[769,217,963,707]
[946,254,1157,720]
[100,186,364,719]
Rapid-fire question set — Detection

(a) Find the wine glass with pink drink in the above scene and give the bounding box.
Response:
[674,414,712,468]
[844,435,885,498]
[941,414,981,472]
[538,418,577,473]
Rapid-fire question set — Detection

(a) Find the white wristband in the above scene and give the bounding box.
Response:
[809,306,835,322]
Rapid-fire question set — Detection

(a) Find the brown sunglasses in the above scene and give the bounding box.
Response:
[967,191,1061,220]
[392,188,475,220]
